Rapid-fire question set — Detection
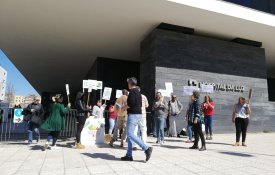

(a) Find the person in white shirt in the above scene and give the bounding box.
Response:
[168,94,183,137]
[92,100,106,118]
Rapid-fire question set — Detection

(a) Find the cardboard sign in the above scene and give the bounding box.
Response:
[165,82,173,93]
[81,117,105,146]
[201,84,214,93]
[65,84,70,95]
[116,90,122,98]
[158,89,171,97]
[83,80,89,89]
[183,86,199,96]
[96,81,103,90]
[102,87,112,100]
[13,108,23,123]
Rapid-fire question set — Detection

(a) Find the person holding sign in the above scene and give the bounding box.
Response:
[41,94,71,150]
[232,97,251,147]
[201,95,215,140]
[75,91,92,149]
[121,77,153,162]
[189,91,206,151]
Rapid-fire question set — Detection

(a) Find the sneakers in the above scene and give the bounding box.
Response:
[75,143,85,149]
[185,140,192,143]
[242,142,247,147]
[233,142,240,146]
[177,134,181,138]
[209,136,213,140]
[160,141,164,146]
[145,147,153,162]
[109,140,114,147]
[121,156,133,161]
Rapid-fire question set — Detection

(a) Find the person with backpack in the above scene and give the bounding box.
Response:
[189,91,206,151]
[167,94,183,137]
[24,96,44,145]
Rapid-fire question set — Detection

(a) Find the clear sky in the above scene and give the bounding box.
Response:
[0,49,38,96]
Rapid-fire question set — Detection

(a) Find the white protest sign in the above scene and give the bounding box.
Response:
[65,84,70,95]
[13,108,23,123]
[83,80,89,89]
[158,89,171,97]
[96,81,103,90]
[165,82,173,93]
[201,84,214,93]
[116,90,122,98]
[102,87,112,100]
[183,86,199,96]
[88,79,97,90]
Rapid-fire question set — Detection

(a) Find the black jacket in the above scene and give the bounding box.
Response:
[127,88,142,114]
[75,92,91,117]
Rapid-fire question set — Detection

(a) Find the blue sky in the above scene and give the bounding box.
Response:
[0,49,38,96]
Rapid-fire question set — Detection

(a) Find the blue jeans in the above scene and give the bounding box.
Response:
[126,114,148,157]
[109,118,116,135]
[155,116,165,142]
[204,116,213,135]
[27,122,40,143]
[187,124,193,140]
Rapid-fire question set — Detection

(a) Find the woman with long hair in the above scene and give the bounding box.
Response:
[41,94,70,150]
[232,97,251,146]
[202,95,215,140]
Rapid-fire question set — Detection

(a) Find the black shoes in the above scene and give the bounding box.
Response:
[121,156,133,161]
[189,146,199,149]
[199,146,206,151]
[177,134,181,138]
[145,147,153,162]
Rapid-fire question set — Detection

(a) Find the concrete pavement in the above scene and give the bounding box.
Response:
[0,133,275,175]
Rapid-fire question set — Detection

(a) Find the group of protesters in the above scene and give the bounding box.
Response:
[22,77,251,162]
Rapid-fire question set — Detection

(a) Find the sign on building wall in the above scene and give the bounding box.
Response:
[183,86,199,96]
[0,66,7,101]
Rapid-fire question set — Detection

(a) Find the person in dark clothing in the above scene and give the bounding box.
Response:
[189,91,206,151]
[24,97,44,144]
[121,77,153,162]
[75,91,92,149]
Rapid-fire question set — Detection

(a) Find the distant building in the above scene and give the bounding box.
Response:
[13,95,24,106]
[24,94,40,107]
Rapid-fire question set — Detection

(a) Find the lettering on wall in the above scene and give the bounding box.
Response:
[188,79,245,93]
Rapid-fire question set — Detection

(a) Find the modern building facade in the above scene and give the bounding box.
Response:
[0,0,275,132]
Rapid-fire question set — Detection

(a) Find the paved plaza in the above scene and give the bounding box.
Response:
[0,133,275,175]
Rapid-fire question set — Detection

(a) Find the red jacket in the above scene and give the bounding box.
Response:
[201,102,215,117]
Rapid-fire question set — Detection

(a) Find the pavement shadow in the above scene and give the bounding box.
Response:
[82,153,119,161]
[159,144,189,149]
[219,151,254,157]
[29,145,44,151]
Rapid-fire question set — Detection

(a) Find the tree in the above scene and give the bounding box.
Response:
[4,83,15,107]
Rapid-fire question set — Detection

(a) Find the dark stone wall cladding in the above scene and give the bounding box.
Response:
[141,28,275,133]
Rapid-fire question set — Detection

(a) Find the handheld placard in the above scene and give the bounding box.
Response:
[65,84,70,103]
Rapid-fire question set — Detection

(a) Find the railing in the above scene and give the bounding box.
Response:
[0,108,78,143]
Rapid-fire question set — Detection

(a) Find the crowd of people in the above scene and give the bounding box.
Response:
[20,77,252,162]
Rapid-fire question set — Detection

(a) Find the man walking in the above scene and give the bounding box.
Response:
[25,96,44,144]
[121,77,153,162]
[109,89,128,147]
[168,94,183,137]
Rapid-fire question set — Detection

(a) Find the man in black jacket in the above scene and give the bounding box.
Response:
[25,96,44,144]
[75,91,92,149]
[121,77,153,162]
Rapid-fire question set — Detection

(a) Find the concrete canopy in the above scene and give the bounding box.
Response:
[1,0,275,94]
